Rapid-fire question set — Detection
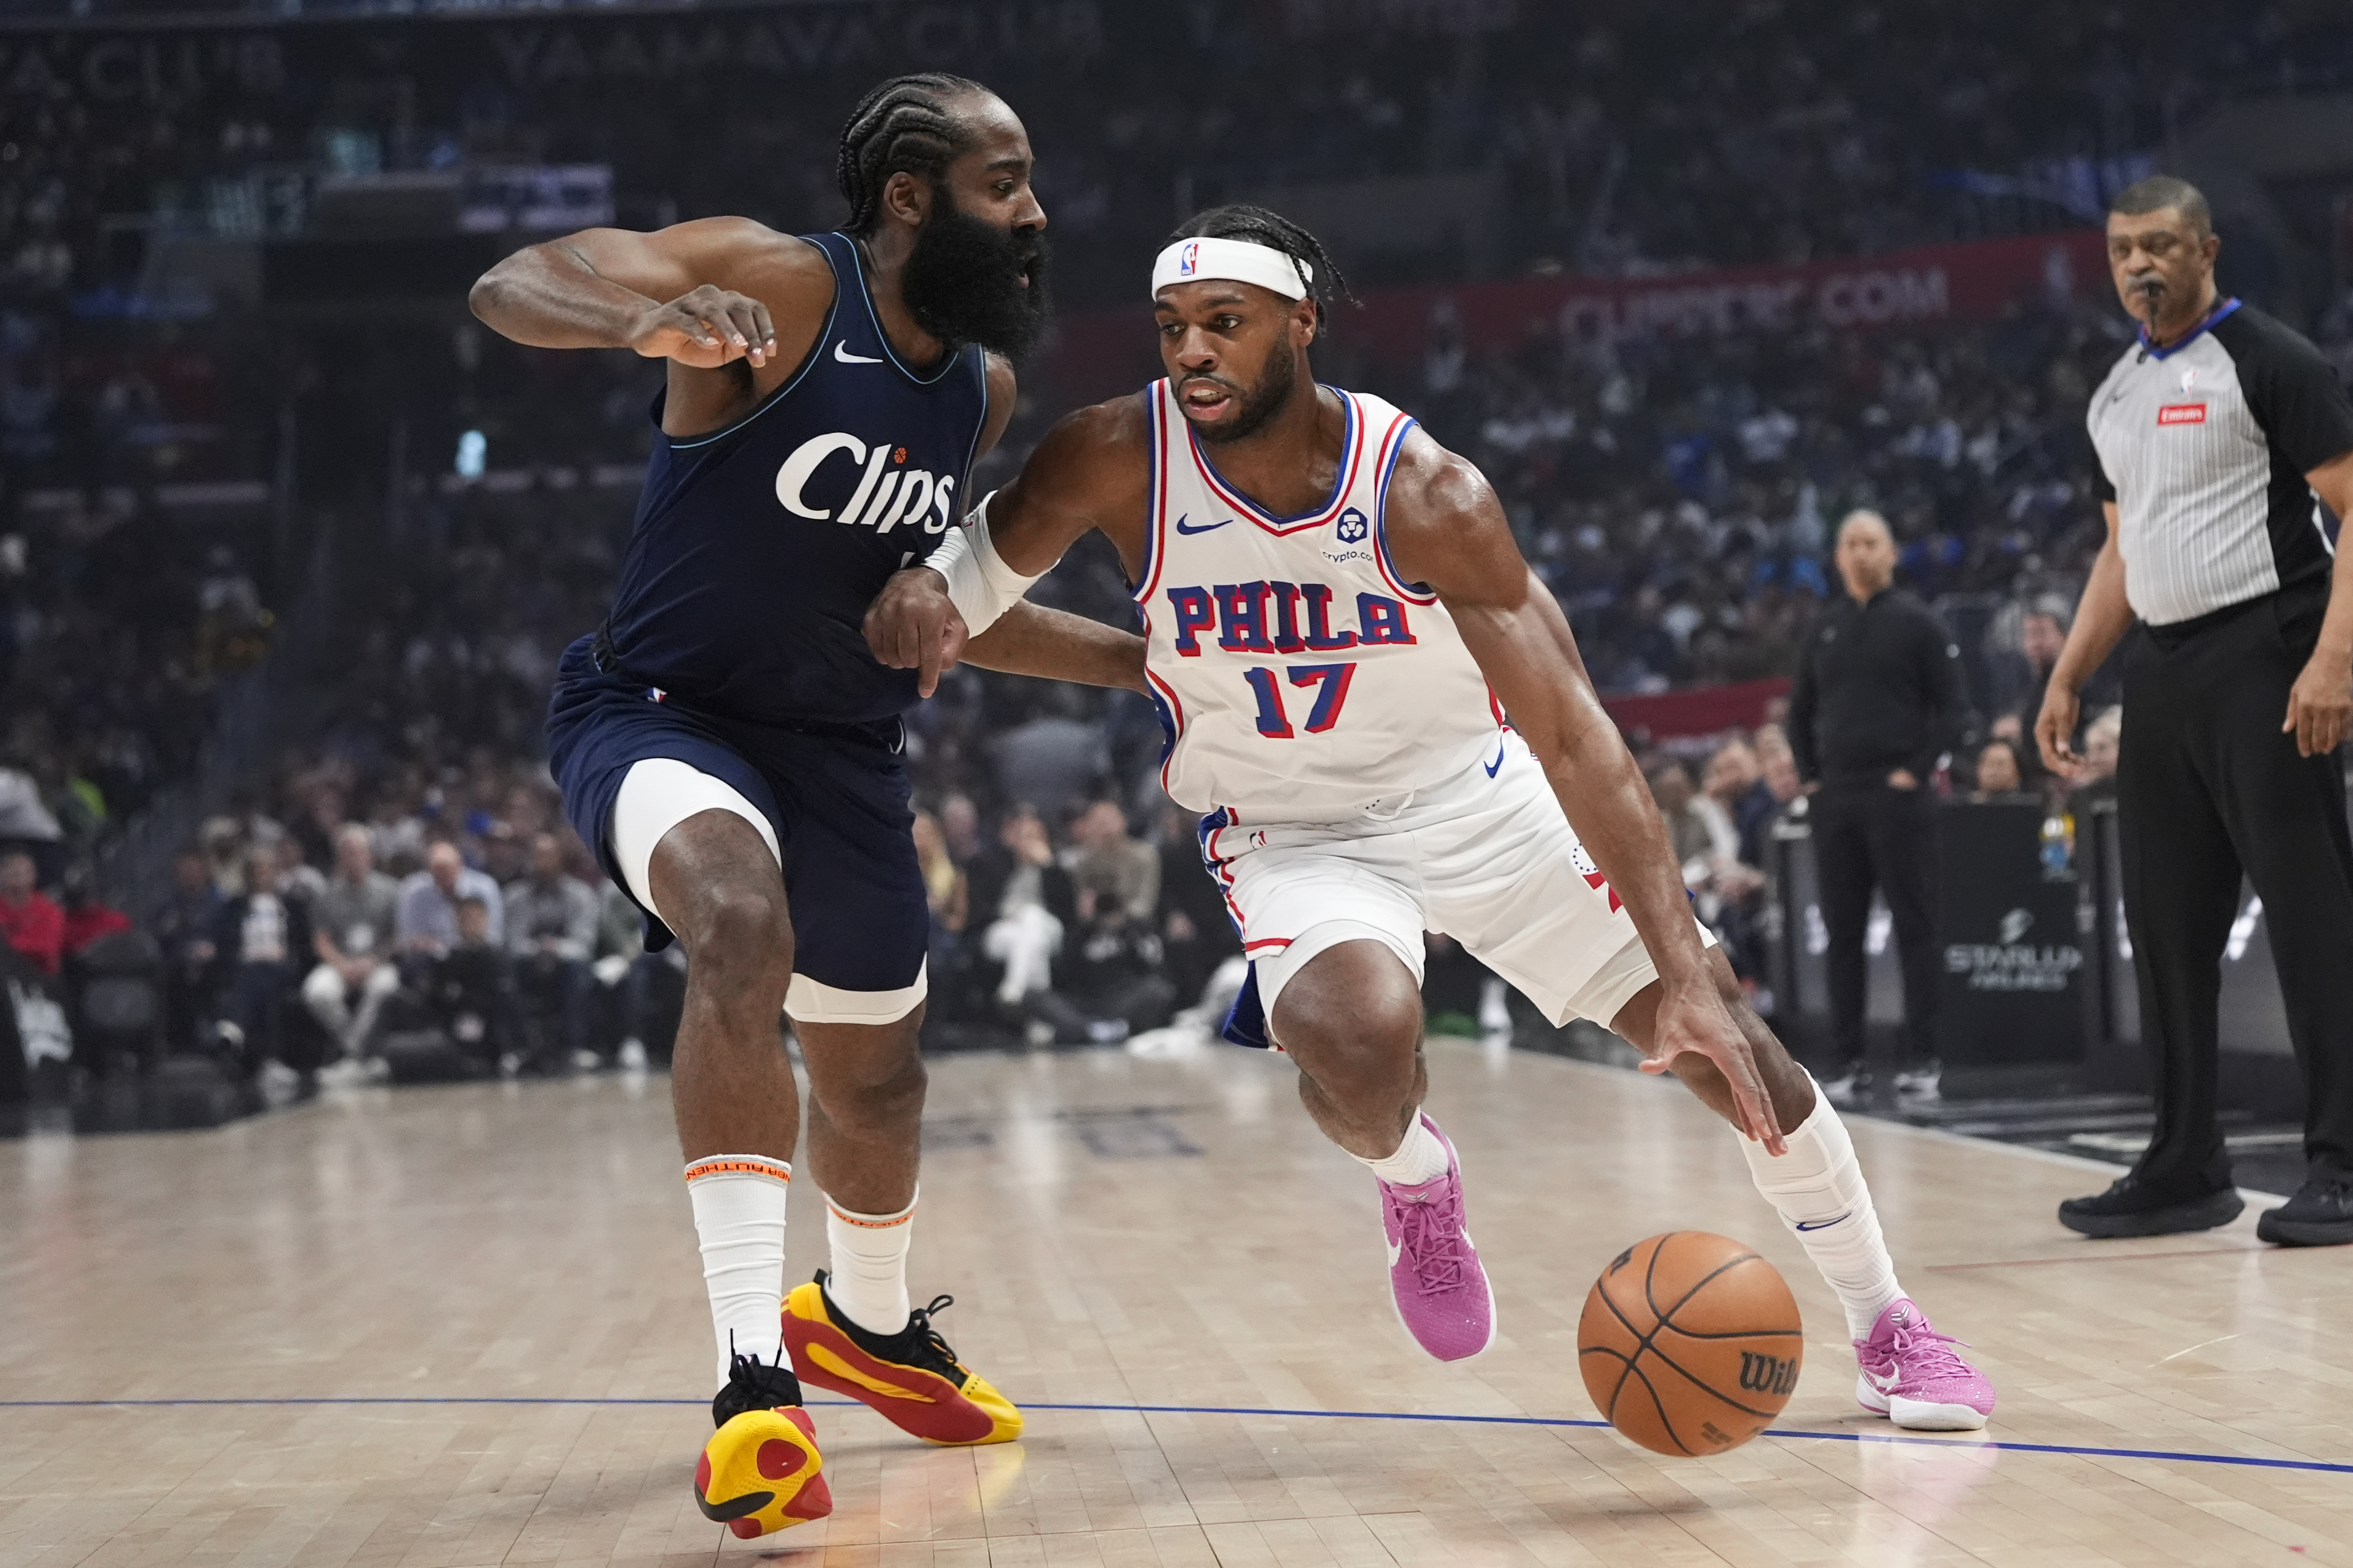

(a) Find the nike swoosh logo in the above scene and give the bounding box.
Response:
[1173,514,1232,535]
[696,1486,775,1522]
[834,341,884,365]
[1794,1212,1852,1232]
[2107,383,2133,403]
[1386,1238,1403,1267]
[1483,738,1508,778]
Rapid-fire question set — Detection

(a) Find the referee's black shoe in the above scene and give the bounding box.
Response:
[2057,1174,2244,1238]
[2256,1173,2353,1247]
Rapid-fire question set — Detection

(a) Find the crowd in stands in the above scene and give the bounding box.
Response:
[9,684,2130,1092]
[0,3,2346,1090]
[1383,298,2133,694]
[0,468,275,862]
[6,2,2343,309]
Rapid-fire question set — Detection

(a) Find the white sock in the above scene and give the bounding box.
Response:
[684,1154,792,1389]
[1355,1111,1451,1186]
[1737,1084,1905,1339]
[824,1191,917,1335]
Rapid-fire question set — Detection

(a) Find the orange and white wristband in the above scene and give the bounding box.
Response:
[683,1154,792,1185]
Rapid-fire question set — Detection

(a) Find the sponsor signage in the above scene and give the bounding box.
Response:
[1936,801,2082,1065]
[1048,230,2113,404]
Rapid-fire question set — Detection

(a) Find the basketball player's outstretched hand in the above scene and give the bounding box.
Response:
[629,285,777,370]
[865,565,968,698]
[1639,987,1785,1154]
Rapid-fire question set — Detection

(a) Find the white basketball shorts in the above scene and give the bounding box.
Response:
[1201,730,1714,1036]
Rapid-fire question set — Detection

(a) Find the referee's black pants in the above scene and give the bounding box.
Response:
[2119,581,2353,1192]
[1812,781,1940,1071]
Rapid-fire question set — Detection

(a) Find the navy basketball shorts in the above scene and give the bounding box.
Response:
[546,636,929,1025]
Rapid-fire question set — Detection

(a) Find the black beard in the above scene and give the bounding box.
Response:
[1191,342,1298,446]
[899,193,1050,360]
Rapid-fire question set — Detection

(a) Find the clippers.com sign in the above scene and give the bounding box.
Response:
[1385,229,2112,356]
[1046,229,2111,402]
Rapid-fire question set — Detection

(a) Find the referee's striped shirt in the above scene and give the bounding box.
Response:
[2087,298,2353,625]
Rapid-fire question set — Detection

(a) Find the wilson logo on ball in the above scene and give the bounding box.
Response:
[1737,1351,1799,1396]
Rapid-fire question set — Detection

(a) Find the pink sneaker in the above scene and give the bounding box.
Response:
[1854,1298,1995,1430]
[1377,1117,1496,1362]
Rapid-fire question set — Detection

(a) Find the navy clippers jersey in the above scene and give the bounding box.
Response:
[601,230,990,726]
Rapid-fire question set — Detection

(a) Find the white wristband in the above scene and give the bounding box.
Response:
[921,490,1045,637]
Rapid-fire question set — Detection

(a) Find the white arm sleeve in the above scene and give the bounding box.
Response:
[922,490,1048,636]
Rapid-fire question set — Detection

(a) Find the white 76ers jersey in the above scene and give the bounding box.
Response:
[1134,379,1504,817]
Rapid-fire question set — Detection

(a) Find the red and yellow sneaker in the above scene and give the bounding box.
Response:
[783,1272,1023,1446]
[694,1352,832,1538]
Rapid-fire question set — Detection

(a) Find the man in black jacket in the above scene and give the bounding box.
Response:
[1788,510,1965,1104]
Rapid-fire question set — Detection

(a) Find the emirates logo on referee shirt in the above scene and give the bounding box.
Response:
[2157,404,2207,425]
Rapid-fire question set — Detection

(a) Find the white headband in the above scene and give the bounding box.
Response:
[1151,236,1312,301]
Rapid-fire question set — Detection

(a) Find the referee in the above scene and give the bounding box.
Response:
[2038,176,2353,1246]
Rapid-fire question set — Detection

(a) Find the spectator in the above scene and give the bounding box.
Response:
[1702,737,1780,870]
[290,783,346,871]
[1997,600,2072,729]
[275,834,328,909]
[938,794,982,864]
[155,848,226,1053]
[1692,739,1772,976]
[1063,799,1158,926]
[1038,895,1176,1044]
[968,804,1077,1018]
[1645,760,1740,899]
[398,839,505,963]
[303,823,402,1069]
[593,878,666,1070]
[1009,799,1174,1044]
[0,764,64,884]
[1755,724,1805,808]
[0,848,64,976]
[1972,740,2026,799]
[428,894,515,1072]
[2069,707,2124,809]
[209,844,314,1083]
[57,864,132,957]
[504,831,599,1070]
[913,807,969,987]
[481,821,529,890]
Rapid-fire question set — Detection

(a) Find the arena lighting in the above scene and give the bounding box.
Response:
[454,429,486,480]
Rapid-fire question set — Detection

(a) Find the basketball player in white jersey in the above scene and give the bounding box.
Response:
[867,206,1996,1433]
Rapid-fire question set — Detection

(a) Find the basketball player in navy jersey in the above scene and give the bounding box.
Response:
[866,205,1998,1435]
[470,75,1141,1537]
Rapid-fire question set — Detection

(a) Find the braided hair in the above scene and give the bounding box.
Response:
[837,73,989,235]
[1169,204,1356,337]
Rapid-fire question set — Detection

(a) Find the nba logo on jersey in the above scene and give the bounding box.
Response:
[1179,242,1200,276]
[1336,508,1369,543]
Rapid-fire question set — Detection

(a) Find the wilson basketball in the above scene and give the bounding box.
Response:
[1578,1231,1803,1457]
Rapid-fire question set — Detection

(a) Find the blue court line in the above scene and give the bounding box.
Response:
[6,1398,2348,1477]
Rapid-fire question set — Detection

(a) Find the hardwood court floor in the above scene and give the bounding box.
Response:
[4,1040,2350,1567]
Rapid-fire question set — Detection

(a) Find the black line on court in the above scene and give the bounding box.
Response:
[6,1397,2347,1476]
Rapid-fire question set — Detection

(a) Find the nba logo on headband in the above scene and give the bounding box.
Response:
[1150,235,1314,300]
